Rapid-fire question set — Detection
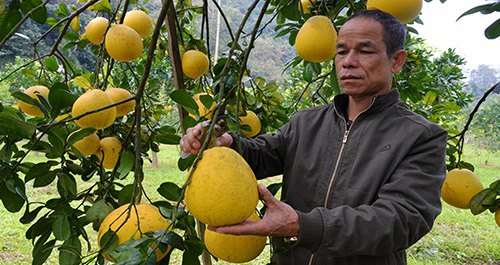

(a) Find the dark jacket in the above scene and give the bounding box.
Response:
[230,89,448,265]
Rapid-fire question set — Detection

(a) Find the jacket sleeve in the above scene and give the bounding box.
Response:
[293,125,448,257]
[228,122,291,180]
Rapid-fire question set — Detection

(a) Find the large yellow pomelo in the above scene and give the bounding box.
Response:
[105,87,135,117]
[85,17,108,45]
[98,203,171,262]
[68,130,100,156]
[441,168,484,209]
[105,24,143,62]
[181,50,210,79]
[123,10,153,38]
[295,16,337,63]
[18,85,49,116]
[94,137,122,170]
[299,0,316,14]
[239,110,261,137]
[184,147,258,226]
[71,89,117,130]
[367,0,423,24]
[204,212,266,263]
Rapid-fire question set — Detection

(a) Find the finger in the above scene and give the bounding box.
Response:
[258,183,279,206]
[213,219,262,235]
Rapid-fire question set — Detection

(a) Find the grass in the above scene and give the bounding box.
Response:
[1,143,500,264]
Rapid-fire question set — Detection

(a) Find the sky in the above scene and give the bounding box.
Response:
[412,0,500,73]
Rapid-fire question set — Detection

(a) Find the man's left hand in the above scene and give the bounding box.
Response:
[207,183,299,237]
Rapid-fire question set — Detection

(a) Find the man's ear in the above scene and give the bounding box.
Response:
[391,50,407,74]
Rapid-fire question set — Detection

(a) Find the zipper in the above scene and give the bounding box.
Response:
[308,129,350,265]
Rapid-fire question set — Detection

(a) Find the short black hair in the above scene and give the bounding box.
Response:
[345,9,407,57]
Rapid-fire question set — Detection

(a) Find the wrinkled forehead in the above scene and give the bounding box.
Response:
[337,17,385,44]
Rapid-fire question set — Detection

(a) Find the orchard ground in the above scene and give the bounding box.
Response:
[0,143,499,265]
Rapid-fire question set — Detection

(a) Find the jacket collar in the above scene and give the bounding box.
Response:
[333,89,400,116]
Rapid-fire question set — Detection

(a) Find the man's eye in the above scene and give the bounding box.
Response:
[336,50,347,55]
[361,50,373,54]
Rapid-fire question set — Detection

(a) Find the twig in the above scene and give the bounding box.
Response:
[0,0,51,49]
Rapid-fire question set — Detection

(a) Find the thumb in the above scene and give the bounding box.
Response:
[258,183,279,206]
[216,133,233,147]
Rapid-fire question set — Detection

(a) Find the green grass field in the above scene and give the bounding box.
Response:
[1,143,499,264]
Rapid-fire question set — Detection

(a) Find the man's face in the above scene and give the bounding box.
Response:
[335,17,405,101]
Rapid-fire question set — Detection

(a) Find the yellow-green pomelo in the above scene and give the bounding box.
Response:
[86,17,108,45]
[441,168,484,209]
[105,24,143,62]
[68,130,100,156]
[295,16,337,63]
[123,10,153,38]
[204,212,267,263]
[95,137,122,170]
[71,89,117,130]
[366,0,423,24]
[105,87,135,117]
[98,203,171,262]
[299,0,316,13]
[18,85,49,116]
[181,50,210,79]
[239,110,261,137]
[184,147,258,226]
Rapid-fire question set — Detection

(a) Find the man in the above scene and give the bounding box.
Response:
[180,9,447,265]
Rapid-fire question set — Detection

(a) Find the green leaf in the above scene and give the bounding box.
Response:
[423,91,437,106]
[157,182,182,201]
[0,6,22,43]
[485,18,500,39]
[154,132,182,145]
[52,215,71,241]
[20,205,44,224]
[49,83,77,117]
[118,184,140,205]
[116,151,134,179]
[0,112,36,139]
[25,162,52,182]
[0,0,5,14]
[86,199,114,222]
[170,90,198,114]
[89,0,112,13]
[178,155,196,171]
[33,238,56,265]
[43,56,59,71]
[470,188,497,215]
[161,231,184,250]
[73,75,93,90]
[67,127,96,146]
[99,229,119,255]
[33,171,56,188]
[0,181,25,212]
[22,68,37,78]
[57,173,77,198]
[20,0,47,24]
[59,237,82,265]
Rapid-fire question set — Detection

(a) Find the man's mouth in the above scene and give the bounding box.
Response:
[340,74,360,81]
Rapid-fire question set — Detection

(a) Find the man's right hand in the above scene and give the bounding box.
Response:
[179,123,233,156]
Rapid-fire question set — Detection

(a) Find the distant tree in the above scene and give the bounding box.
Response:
[467,64,500,98]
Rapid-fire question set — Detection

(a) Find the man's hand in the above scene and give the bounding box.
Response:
[207,184,300,237]
[179,123,233,156]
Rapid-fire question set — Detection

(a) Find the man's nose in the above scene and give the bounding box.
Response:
[342,51,359,68]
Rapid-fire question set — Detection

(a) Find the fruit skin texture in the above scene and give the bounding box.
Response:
[184,147,259,226]
[86,17,108,45]
[97,203,171,262]
[295,16,337,63]
[95,137,122,170]
[105,87,135,117]
[189,98,215,120]
[18,85,49,116]
[239,110,261,137]
[71,89,117,130]
[68,130,100,156]
[123,10,153,38]
[204,212,266,263]
[441,168,484,209]
[105,24,143,62]
[181,50,210,79]
[366,0,423,24]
